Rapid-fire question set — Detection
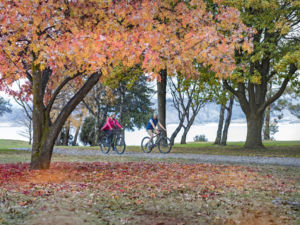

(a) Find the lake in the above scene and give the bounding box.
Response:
[0,122,299,146]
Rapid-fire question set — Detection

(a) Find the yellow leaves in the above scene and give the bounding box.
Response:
[242,41,252,53]
[275,18,291,35]
[30,43,40,55]
[1,26,7,34]
[280,25,291,35]
[292,0,300,7]
[101,67,110,77]
[274,49,300,72]
[39,63,46,71]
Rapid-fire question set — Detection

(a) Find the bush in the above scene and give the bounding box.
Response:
[80,116,96,146]
[193,134,208,142]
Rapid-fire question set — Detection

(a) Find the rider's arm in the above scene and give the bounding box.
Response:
[114,119,123,129]
[158,122,166,131]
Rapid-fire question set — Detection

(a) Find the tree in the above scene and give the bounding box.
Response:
[223,0,300,148]
[71,107,86,146]
[214,103,226,144]
[0,0,251,169]
[80,116,95,146]
[0,0,144,169]
[220,95,234,145]
[0,97,11,117]
[280,84,300,119]
[169,70,216,144]
[105,65,155,131]
[289,104,300,119]
[263,82,300,140]
[13,98,32,145]
[214,87,234,146]
[17,113,33,145]
[157,69,167,137]
[82,83,114,146]
[81,71,154,146]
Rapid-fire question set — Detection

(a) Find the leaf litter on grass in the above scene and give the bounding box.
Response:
[0,162,299,224]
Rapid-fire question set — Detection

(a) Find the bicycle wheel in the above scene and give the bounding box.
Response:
[158,137,172,154]
[141,136,154,153]
[114,137,126,154]
[100,136,110,154]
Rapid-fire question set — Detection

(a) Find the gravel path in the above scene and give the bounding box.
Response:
[14,148,300,167]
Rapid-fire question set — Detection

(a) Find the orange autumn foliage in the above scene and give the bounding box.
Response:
[0,0,253,101]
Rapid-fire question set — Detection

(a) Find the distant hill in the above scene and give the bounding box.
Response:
[0,107,25,126]
[156,98,299,125]
[164,100,246,124]
[1,98,298,126]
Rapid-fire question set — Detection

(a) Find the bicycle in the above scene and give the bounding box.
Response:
[99,129,126,154]
[141,130,173,154]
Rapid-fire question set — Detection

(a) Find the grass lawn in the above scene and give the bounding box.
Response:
[1,139,300,158]
[0,139,300,225]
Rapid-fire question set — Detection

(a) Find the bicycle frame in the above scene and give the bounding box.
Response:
[150,131,163,146]
[100,129,126,154]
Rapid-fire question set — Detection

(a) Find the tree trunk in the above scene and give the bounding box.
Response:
[220,96,234,146]
[30,71,101,170]
[63,120,71,146]
[214,103,225,145]
[30,69,53,170]
[244,111,265,149]
[180,127,188,144]
[72,117,82,146]
[29,119,32,145]
[93,111,100,146]
[264,105,271,140]
[170,116,185,144]
[55,131,62,146]
[157,69,167,136]
[119,87,125,140]
[72,126,80,146]
[180,113,197,144]
[31,109,56,170]
[180,123,193,144]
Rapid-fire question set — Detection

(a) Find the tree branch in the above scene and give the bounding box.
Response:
[82,99,96,116]
[266,70,277,83]
[52,72,101,136]
[46,72,82,112]
[258,64,297,113]
[42,68,52,93]
[13,96,32,120]
[223,80,238,96]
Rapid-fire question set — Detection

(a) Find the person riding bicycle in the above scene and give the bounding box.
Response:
[146,113,166,145]
[101,113,123,145]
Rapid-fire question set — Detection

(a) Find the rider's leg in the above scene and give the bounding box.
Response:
[147,129,154,143]
[106,130,113,145]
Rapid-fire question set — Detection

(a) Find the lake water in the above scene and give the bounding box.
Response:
[0,122,299,146]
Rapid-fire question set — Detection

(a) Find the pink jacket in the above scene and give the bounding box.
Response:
[101,117,123,131]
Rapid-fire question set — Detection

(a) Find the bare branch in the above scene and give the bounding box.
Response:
[223,80,238,96]
[82,99,96,116]
[258,64,297,113]
[46,72,82,112]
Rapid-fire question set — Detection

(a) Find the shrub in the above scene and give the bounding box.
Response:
[193,134,208,142]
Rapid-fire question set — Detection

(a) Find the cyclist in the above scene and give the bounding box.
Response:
[101,113,123,145]
[146,113,166,145]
